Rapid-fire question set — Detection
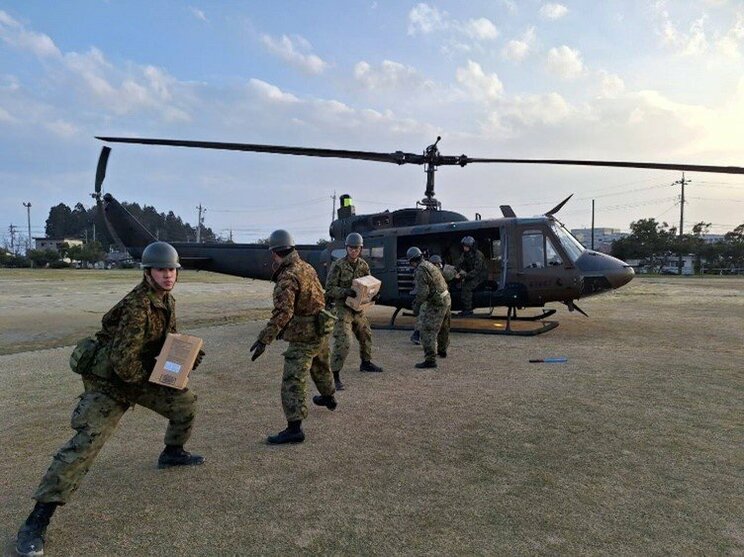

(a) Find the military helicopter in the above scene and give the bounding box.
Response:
[93,136,744,335]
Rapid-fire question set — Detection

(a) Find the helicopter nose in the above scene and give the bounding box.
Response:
[576,251,635,296]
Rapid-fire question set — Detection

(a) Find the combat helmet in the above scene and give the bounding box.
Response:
[429,254,443,266]
[406,246,423,262]
[345,232,364,247]
[268,229,295,252]
[141,241,181,269]
[461,236,476,248]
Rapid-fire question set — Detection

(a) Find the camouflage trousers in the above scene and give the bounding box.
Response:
[460,279,483,311]
[420,299,451,363]
[282,337,335,422]
[330,305,372,372]
[33,377,197,504]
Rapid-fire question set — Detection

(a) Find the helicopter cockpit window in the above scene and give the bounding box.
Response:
[522,230,545,269]
[550,221,585,262]
[362,246,385,270]
[546,238,563,266]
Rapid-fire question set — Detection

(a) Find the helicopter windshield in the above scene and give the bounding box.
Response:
[550,220,585,262]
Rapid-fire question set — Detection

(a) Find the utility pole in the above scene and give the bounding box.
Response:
[673,173,690,274]
[196,204,205,243]
[591,199,595,250]
[9,224,17,254]
[331,191,337,223]
[23,202,32,252]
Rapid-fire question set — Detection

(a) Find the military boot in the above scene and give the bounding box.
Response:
[360,360,383,372]
[16,502,58,557]
[267,421,305,444]
[410,330,421,345]
[333,371,345,391]
[437,350,447,358]
[157,445,205,469]
[312,394,338,410]
[415,360,438,369]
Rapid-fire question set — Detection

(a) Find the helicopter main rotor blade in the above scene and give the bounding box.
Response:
[463,157,744,175]
[96,137,424,165]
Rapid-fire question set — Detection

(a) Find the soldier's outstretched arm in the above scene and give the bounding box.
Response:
[109,298,149,382]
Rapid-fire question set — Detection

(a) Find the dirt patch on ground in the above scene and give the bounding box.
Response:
[0,273,742,555]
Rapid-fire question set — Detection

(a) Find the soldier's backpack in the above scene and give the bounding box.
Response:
[69,337,99,375]
[316,308,338,336]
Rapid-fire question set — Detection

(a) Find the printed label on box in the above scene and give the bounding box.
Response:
[164,361,181,373]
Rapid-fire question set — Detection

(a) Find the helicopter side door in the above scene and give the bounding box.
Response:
[517,226,574,306]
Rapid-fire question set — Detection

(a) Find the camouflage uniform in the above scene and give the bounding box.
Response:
[325,256,373,371]
[456,249,487,311]
[33,279,197,504]
[258,250,335,422]
[413,261,451,363]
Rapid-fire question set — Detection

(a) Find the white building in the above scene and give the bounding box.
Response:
[570,228,627,254]
[33,237,83,252]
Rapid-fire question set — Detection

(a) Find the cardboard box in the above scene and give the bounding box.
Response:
[149,333,203,390]
[345,275,382,311]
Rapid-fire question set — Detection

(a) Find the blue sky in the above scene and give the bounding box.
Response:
[1,1,743,246]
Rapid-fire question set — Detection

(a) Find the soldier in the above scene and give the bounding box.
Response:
[455,236,487,316]
[249,229,337,445]
[325,232,383,390]
[410,254,455,345]
[408,247,451,368]
[15,241,204,557]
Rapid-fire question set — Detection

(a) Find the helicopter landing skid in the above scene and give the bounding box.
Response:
[374,307,558,336]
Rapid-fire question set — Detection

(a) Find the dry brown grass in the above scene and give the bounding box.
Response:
[1,273,742,555]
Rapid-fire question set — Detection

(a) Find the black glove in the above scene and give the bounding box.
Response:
[192,349,205,370]
[344,288,357,298]
[250,340,266,361]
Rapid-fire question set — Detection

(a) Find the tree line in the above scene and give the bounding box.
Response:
[610,218,744,273]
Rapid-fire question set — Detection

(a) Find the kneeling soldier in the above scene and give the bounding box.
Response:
[15,241,204,557]
[250,230,337,445]
[408,247,451,368]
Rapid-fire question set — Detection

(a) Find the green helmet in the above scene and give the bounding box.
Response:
[430,254,443,266]
[406,246,423,262]
[268,229,295,251]
[345,232,364,247]
[461,236,476,248]
[141,241,181,269]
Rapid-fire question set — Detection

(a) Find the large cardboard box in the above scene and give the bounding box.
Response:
[149,333,203,390]
[345,275,382,311]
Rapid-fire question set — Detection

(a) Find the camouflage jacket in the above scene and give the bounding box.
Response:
[413,260,450,314]
[325,256,370,301]
[456,249,487,282]
[258,250,326,345]
[94,278,176,384]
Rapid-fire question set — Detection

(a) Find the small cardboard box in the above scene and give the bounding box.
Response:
[345,275,382,311]
[149,333,203,390]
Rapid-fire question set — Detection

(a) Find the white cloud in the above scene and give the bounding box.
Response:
[502,27,536,62]
[189,7,208,22]
[46,119,78,137]
[492,92,573,128]
[260,34,328,75]
[596,70,625,98]
[539,3,568,20]
[653,4,710,56]
[715,8,744,58]
[354,60,433,91]
[408,3,448,35]
[0,106,16,123]
[545,45,584,79]
[248,78,299,103]
[462,18,499,41]
[456,60,504,102]
[0,10,61,58]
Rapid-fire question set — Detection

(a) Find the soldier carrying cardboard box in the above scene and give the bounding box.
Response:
[325,233,384,390]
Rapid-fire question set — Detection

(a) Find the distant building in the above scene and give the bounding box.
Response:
[570,228,627,254]
[33,237,83,252]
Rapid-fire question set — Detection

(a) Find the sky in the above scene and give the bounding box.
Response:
[1,0,743,247]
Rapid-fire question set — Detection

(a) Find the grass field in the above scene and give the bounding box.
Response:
[0,271,742,555]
